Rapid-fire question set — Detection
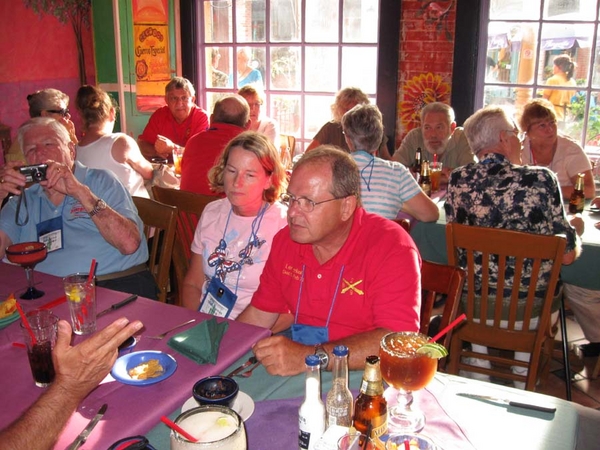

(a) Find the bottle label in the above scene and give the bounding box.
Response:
[298,429,311,449]
[326,405,352,427]
[371,414,388,438]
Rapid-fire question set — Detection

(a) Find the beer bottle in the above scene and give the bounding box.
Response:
[413,147,422,176]
[326,345,353,427]
[353,356,387,448]
[568,173,585,214]
[419,160,432,197]
[299,355,326,450]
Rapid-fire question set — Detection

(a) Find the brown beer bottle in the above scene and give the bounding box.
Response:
[568,173,585,214]
[352,356,387,449]
[413,147,422,175]
[419,160,432,197]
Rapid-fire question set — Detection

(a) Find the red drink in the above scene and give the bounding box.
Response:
[27,341,55,386]
[5,242,47,266]
[380,333,437,391]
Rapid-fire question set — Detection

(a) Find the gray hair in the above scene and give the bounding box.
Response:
[18,117,71,150]
[463,106,514,155]
[295,145,361,203]
[341,104,384,154]
[27,89,69,117]
[420,102,455,126]
[165,77,195,97]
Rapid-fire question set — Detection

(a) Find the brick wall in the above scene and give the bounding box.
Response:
[396,0,457,147]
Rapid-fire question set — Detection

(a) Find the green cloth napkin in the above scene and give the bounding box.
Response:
[167,317,229,364]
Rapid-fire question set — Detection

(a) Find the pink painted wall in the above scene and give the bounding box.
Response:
[0,0,96,144]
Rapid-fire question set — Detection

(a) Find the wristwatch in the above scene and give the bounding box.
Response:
[88,198,107,217]
[314,344,329,370]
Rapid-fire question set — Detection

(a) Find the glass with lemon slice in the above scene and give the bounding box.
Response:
[63,273,97,335]
[380,332,447,434]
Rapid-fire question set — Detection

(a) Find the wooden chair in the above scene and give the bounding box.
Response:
[132,197,177,303]
[392,218,411,232]
[152,186,219,305]
[445,223,567,392]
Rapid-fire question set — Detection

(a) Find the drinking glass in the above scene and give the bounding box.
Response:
[5,242,47,299]
[380,332,438,433]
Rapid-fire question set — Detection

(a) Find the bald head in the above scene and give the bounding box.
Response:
[211,95,250,128]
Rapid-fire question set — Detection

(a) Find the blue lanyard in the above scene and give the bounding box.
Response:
[294,264,345,326]
[357,151,375,192]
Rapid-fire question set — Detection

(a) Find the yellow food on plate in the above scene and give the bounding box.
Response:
[0,294,17,319]
[128,359,164,380]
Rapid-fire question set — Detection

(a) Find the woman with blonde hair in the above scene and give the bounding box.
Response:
[75,85,153,197]
[181,131,288,318]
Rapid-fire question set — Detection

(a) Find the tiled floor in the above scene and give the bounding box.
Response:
[534,309,600,409]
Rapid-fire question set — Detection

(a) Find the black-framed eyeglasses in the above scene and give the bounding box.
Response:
[46,108,70,117]
[279,192,350,212]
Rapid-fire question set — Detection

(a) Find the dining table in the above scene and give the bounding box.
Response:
[0,262,270,449]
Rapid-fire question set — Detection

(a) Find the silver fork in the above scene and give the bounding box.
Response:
[237,359,261,378]
[146,319,196,340]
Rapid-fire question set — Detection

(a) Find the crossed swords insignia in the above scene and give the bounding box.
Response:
[341,278,364,295]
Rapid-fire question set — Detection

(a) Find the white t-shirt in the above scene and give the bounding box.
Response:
[191,198,288,318]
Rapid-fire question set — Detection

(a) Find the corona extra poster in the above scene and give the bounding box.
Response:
[133,0,171,112]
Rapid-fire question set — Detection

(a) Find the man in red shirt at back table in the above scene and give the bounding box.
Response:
[138,77,209,162]
[180,94,250,195]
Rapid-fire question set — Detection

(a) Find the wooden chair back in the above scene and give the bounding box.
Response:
[392,218,411,232]
[132,196,177,303]
[445,223,566,391]
[152,186,219,305]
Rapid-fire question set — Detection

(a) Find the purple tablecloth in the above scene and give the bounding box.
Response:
[0,263,271,449]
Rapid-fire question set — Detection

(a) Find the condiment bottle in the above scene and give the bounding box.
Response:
[413,147,422,179]
[568,173,585,214]
[352,355,387,448]
[326,345,353,427]
[299,355,326,450]
[419,160,432,197]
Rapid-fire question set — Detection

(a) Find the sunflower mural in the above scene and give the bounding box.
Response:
[398,73,451,139]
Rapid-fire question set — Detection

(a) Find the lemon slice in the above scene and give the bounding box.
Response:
[416,342,448,359]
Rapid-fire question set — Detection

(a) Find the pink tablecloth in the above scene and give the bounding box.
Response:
[0,263,271,449]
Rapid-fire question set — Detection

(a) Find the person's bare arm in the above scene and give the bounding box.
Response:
[138,138,159,160]
[155,135,177,159]
[237,304,280,329]
[112,135,154,180]
[0,318,143,450]
[0,230,13,259]
[252,327,391,377]
[43,162,141,254]
[182,253,206,311]
[401,192,439,223]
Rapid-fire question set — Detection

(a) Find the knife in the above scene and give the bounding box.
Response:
[97,295,137,318]
[457,393,556,414]
[66,403,107,450]
[226,356,258,378]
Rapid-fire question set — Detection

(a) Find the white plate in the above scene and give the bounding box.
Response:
[181,390,255,421]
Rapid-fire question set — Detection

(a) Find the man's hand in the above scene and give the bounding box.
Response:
[155,135,175,158]
[52,317,143,401]
[569,214,585,236]
[0,162,27,200]
[252,335,312,376]
[40,160,83,198]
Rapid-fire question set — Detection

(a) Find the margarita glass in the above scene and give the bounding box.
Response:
[5,242,47,299]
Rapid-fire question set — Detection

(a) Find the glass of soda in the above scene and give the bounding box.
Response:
[20,309,59,387]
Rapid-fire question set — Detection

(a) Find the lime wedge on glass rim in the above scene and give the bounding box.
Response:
[416,342,448,359]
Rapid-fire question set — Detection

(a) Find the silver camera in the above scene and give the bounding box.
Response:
[19,164,48,183]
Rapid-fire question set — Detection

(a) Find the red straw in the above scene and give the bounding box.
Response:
[161,416,198,443]
[404,439,411,450]
[88,259,97,283]
[430,313,467,343]
[15,302,37,345]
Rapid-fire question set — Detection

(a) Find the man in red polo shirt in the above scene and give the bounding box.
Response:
[238,147,421,376]
[180,95,250,195]
[138,77,209,161]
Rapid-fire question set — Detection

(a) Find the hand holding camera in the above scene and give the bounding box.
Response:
[19,164,48,183]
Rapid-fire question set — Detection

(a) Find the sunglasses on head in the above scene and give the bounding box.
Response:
[46,108,70,117]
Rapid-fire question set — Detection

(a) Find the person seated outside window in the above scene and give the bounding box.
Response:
[520,98,595,200]
[341,103,438,222]
[393,102,475,186]
[237,85,280,146]
[75,85,153,198]
[238,146,420,376]
[541,54,577,121]
[231,47,264,89]
[138,77,209,162]
[445,106,581,388]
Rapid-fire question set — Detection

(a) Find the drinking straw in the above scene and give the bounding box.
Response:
[87,258,97,283]
[12,342,26,348]
[363,423,372,450]
[15,302,36,345]
[404,439,411,450]
[160,416,198,442]
[430,313,467,343]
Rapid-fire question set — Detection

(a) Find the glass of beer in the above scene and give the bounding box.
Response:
[173,146,185,177]
[429,161,443,192]
[380,332,438,433]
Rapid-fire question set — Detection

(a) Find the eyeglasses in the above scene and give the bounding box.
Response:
[248,102,263,109]
[504,129,525,142]
[279,192,350,212]
[529,120,557,132]
[46,108,70,117]
[168,96,191,104]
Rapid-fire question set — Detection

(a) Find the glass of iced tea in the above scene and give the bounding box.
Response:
[380,332,439,433]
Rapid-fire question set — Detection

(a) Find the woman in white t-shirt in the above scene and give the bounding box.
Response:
[182,131,288,318]
[75,85,152,198]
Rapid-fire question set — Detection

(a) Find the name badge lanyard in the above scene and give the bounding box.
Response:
[36,195,66,253]
[200,202,268,317]
[291,264,345,345]
[357,150,375,192]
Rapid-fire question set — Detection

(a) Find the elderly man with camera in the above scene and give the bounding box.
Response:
[0,117,157,299]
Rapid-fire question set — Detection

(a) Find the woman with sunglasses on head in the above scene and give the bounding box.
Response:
[5,88,77,164]
[520,98,595,200]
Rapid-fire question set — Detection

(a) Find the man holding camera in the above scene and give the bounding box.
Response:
[0,117,157,299]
